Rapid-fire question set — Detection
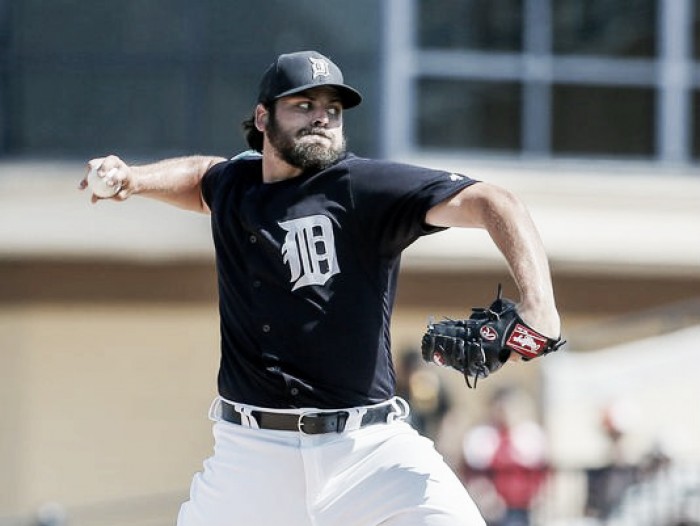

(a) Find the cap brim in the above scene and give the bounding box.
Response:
[274,83,362,109]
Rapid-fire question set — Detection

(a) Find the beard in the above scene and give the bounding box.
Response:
[266,117,346,172]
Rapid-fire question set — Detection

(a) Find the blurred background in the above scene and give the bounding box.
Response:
[1,0,700,524]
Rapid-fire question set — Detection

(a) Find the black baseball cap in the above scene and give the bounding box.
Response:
[257,50,362,109]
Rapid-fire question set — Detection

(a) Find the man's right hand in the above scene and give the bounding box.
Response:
[79,155,132,203]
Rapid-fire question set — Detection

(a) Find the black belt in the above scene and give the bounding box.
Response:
[220,402,396,435]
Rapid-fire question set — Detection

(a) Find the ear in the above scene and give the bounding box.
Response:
[254,104,268,132]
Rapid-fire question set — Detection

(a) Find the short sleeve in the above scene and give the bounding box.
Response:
[346,158,478,257]
[201,151,262,211]
[201,160,229,210]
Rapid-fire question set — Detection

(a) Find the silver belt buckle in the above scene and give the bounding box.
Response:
[297,410,349,434]
[297,410,313,434]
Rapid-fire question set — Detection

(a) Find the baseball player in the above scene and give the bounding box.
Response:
[80,50,561,525]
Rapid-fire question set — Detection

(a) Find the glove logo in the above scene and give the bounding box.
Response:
[506,324,547,358]
[479,325,498,341]
[421,285,563,389]
[432,351,446,366]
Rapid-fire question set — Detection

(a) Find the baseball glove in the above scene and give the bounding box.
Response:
[421,285,565,388]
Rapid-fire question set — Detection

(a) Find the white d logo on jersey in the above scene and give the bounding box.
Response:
[278,215,340,291]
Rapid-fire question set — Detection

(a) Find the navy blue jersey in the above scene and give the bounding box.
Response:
[201,152,478,409]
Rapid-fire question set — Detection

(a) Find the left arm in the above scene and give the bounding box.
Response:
[425,181,561,339]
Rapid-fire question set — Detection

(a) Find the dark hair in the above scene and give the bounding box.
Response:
[242,113,263,153]
[241,102,276,153]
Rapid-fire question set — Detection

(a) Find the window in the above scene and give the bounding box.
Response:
[385,0,698,164]
[552,84,655,157]
[418,79,521,151]
[552,0,656,57]
[419,0,523,52]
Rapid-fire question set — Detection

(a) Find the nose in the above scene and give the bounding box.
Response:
[311,108,330,127]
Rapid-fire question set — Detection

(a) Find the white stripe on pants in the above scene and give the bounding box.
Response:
[177,406,485,525]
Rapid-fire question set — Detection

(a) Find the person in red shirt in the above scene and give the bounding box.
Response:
[460,387,549,526]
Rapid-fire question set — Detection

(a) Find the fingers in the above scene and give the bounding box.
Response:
[78,158,103,190]
[81,155,132,202]
[88,157,106,171]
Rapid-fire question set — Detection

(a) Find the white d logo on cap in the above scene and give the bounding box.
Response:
[309,57,331,79]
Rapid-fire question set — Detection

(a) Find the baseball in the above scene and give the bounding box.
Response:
[87,166,120,198]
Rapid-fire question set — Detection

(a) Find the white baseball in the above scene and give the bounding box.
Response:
[87,166,120,198]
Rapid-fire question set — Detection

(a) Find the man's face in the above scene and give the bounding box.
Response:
[264,87,346,171]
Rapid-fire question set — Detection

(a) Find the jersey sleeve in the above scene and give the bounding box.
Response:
[200,160,229,210]
[346,158,479,257]
[201,151,262,210]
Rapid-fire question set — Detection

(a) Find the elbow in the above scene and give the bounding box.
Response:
[470,182,528,228]
[426,182,527,228]
[195,195,211,215]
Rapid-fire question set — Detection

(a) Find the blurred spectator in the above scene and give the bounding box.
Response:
[459,387,549,526]
[395,349,452,440]
[606,444,700,526]
[584,400,639,520]
[33,502,67,526]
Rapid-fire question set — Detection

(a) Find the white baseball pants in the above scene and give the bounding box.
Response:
[177,398,485,526]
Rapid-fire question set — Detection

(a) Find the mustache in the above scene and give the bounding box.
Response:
[298,128,333,140]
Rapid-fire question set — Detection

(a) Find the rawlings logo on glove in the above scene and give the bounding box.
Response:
[421,285,565,388]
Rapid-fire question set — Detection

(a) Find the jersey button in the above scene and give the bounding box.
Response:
[252,280,261,288]
[290,387,299,396]
[249,235,257,244]
[262,324,271,333]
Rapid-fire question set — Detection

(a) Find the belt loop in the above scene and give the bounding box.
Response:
[208,397,223,422]
[388,396,410,423]
[237,406,260,429]
[344,407,367,431]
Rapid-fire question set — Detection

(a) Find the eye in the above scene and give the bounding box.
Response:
[327,106,342,117]
[297,101,311,111]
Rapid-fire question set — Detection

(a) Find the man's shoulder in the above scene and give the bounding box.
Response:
[229,150,263,164]
[204,151,261,194]
[336,153,402,175]
[212,150,262,178]
[337,153,452,180]
[226,150,263,173]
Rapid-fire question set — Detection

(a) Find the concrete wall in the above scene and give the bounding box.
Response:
[0,298,219,514]
[2,160,699,518]
[2,259,700,516]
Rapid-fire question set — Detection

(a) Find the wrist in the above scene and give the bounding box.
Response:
[516,301,561,339]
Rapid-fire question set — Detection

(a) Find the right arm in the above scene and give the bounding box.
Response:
[79,154,227,213]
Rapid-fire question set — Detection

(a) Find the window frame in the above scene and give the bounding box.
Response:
[381,0,694,164]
